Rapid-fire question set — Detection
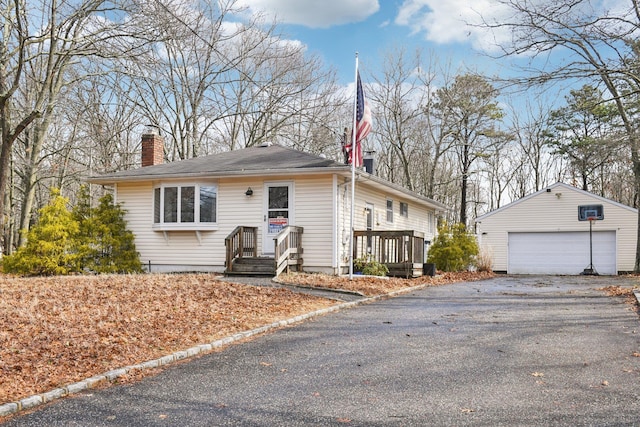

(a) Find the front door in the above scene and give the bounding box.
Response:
[263,182,293,254]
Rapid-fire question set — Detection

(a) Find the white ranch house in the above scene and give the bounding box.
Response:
[475,182,638,275]
[90,133,446,277]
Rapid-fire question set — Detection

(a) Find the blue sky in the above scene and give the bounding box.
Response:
[236,0,520,85]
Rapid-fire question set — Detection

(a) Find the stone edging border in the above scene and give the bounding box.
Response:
[0,282,429,418]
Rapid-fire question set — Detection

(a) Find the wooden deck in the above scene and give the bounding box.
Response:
[353,230,426,278]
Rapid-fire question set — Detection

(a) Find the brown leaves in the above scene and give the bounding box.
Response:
[278,271,495,297]
[599,285,635,297]
[0,271,493,406]
[598,285,640,310]
[0,273,334,404]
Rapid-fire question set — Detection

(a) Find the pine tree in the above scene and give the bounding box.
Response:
[2,188,142,276]
[75,189,143,274]
[2,189,80,275]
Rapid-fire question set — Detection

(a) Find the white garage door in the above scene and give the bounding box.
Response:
[508,231,616,275]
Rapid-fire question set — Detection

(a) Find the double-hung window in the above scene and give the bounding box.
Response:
[153,184,217,230]
[400,202,408,218]
[386,199,394,223]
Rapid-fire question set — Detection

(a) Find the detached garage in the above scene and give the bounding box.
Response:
[475,183,637,275]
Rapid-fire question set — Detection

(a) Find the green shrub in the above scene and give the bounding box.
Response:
[354,254,389,276]
[2,187,142,276]
[427,221,479,272]
[74,188,143,274]
[2,190,80,276]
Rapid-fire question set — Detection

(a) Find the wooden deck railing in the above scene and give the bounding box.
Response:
[274,226,304,277]
[224,226,258,272]
[352,230,425,277]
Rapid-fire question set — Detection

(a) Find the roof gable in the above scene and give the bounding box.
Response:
[475,182,637,222]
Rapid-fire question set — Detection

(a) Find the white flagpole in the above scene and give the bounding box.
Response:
[349,53,359,279]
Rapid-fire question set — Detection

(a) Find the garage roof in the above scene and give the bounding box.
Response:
[475,182,637,222]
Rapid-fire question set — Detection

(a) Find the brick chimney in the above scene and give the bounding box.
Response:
[141,130,164,167]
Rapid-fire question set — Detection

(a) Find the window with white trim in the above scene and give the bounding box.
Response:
[400,202,408,218]
[386,199,393,223]
[153,184,217,229]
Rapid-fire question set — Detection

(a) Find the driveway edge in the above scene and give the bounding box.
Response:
[0,282,431,418]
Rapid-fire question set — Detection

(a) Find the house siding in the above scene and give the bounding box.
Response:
[476,184,637,273]
[289,176,335,272]
[336,178,437,272]
[115,175,336,272]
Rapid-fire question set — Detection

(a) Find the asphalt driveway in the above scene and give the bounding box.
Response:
[4,275,640,426]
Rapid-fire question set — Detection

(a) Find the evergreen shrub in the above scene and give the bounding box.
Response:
[427,221,479,272]
[2,187,142,276]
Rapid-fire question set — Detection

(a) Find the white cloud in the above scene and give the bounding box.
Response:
[395,0,634,54]
[395,0,513,53]
[236,0,380,28]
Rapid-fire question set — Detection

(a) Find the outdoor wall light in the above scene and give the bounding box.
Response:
[245,187,253,197]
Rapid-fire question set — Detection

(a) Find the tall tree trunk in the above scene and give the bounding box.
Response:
[17,169,38,248]
[460,171,468,227]
[460,142,470,227]
[633,149,640,272]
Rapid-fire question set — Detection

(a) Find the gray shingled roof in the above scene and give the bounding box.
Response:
[90,144,349,183]
[89,143,448,211]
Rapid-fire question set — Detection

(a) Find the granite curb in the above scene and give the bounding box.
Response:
[0,281,430,419]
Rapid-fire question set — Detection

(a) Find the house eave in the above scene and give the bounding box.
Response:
[88,166,352,185]
[475,181,637,223]
[89,166,447,213]
[353,170,448,213]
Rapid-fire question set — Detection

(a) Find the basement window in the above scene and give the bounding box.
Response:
[153,184,217,230]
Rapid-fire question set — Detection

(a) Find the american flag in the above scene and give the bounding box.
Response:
[348,71,371,167]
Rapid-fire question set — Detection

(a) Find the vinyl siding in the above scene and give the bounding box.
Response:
[476,184,637,273]
[117,180,226,271]
[336,178,437,271]
[289,176,334,272]
[116,175,335,272]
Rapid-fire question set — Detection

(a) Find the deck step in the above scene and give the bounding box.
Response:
[225,257,275,276]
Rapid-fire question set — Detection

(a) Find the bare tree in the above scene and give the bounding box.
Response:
[215,25,343,151]
[126,0,255,159]
[125,0,343,159]
[369,47,430,191]
[508,99,559,197]
[480,136,517,212]
[0,0,150,254]
[484,0,640,270]
[418,62,463,201]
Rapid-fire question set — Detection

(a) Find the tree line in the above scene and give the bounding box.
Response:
[2,0,639,269]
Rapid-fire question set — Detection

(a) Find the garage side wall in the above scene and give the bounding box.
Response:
[476,186,637,274]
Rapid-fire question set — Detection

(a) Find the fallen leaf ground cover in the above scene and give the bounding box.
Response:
[278,271,495,297]
[599,284,640,310]
[0,271,492,406]
[0,274,334,404]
